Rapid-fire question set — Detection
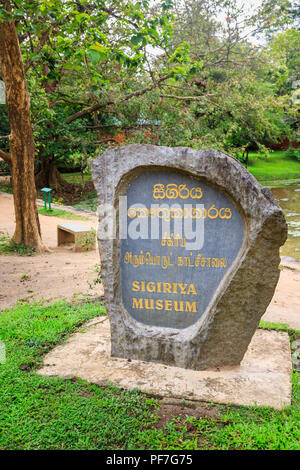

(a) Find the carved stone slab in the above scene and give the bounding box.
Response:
[91,144,287,370]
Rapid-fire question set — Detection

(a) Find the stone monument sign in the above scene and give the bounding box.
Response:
[92,144,287,370]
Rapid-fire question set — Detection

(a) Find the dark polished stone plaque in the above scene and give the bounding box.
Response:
[121,169,246,329]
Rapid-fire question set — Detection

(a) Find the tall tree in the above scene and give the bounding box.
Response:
[7,0,175,188]
[0,4,47,252]
[0,0,174,250]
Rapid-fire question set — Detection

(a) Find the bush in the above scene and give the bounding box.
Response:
[0,158,10,174]
[285,148,300,162]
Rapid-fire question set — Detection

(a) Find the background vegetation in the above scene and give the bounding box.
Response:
[1,0,299,178]
[0,0,299,221]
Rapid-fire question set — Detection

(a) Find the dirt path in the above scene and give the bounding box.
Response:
[0,192,103,308]
[0,192,299,330]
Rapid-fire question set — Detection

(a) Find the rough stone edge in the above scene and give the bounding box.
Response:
[91,144,287,370]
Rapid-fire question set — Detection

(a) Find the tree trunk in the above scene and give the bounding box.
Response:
[0,14,48,252]
[34,64,70,192]
[35,155,74,190]
[35,157,59,189]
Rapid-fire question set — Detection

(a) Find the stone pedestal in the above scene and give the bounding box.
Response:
[91,145,287,370]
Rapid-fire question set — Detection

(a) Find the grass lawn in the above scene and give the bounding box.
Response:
[72,196,98,212]
[246,151,300,184]
[62,171,92,185]
[38,207,90,220]
[0,300,299,450]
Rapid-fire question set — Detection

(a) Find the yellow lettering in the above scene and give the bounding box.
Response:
[132,281,140,292]
[145,299,154,309]
[163,283,172,294]
[132,296,198,314]
[174,301,184,312]
[185,301,197,312]
[178,283,187,294]
[132,298,143,309]
[147,281,156,293]
[187,283,197,295]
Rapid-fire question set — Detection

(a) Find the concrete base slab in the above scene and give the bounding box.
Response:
[38,317,292,410]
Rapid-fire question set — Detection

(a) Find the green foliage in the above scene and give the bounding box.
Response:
[0,233,36,256]
[77,229,96,251]
[0,159,10,173]
[89,263,102,290]
[0,104,10,157]
[1,0,175,174]
[285,148,300,162]
[62,171,92,184]
[72,197,98,212]
[0,180,12,193]
[27,75,96,172]
[194,385,299,450]
[268,29,300,93]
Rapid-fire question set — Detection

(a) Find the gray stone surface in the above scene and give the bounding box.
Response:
[91,144,287,370]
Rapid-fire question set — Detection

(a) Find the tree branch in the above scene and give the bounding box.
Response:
[53,96,90,107]
[159,93,213,101]
[24,26,51,73]
[89,138,121,145]
[65,74,170,124]
[97,7,139,29]
[0,149,11,164]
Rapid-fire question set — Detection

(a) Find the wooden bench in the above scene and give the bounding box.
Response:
[57,223,96,252]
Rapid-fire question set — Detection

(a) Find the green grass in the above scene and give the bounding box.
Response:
[0,233,36,256]
[62,172,92,185]
[259,319,300,336]
[72,196,98,212]
[140,376,299,450]
[246,151,300,184]
[0,302,299,450]
[38,207,90,220]
[0,300,159,450]
[70,151,299,210]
